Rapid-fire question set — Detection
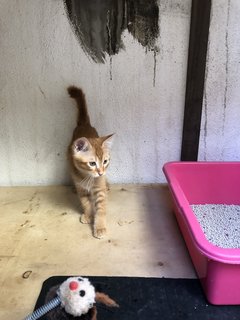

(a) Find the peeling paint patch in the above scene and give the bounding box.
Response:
[63,0,159,64]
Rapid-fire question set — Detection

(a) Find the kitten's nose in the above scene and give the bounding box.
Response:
[97,170,103,176]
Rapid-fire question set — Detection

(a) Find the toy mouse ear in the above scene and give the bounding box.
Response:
[73,137,90,153]
[101,134,115,150]
[95,292,119,307]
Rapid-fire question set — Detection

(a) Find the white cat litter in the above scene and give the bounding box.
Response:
[191,204,240,249]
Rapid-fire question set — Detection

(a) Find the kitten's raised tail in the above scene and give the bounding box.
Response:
[67,86,90,125]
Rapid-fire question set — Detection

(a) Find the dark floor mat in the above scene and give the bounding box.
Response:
[32,276,240,320]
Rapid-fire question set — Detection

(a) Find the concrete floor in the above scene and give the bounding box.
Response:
[0,184,195,319]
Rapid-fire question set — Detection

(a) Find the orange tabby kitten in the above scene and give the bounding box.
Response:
[67,86,114,239]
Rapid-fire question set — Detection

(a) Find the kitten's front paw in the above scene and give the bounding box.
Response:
[94,227,107,239]
[80,214,91,224]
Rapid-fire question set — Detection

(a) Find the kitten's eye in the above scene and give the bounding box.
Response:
[79,290,85,297]
[89,162,96,167]
[103,159,108,164]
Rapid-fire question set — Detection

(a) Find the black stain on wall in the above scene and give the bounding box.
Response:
[64,0,159,64]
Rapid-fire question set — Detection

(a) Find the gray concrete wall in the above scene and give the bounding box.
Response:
[0,0,191,185]
[198,0,240,161]
[2,1,240,186]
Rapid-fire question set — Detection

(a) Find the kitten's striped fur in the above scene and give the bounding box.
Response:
[67,86,114,238]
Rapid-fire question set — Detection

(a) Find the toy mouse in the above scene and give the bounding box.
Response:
[24,276,119,320]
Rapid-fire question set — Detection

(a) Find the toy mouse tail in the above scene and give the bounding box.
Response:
[24,296,61,320]
[95,292,119,308]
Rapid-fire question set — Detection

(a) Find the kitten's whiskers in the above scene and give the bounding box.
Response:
[77,175,94,192]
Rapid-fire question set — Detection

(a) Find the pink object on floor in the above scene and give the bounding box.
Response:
[163,161,240,305]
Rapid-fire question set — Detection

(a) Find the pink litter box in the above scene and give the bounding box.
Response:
[163,161,240,305]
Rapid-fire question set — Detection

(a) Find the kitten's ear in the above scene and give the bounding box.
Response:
[101,134,115,149]
[72,137,90,153]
